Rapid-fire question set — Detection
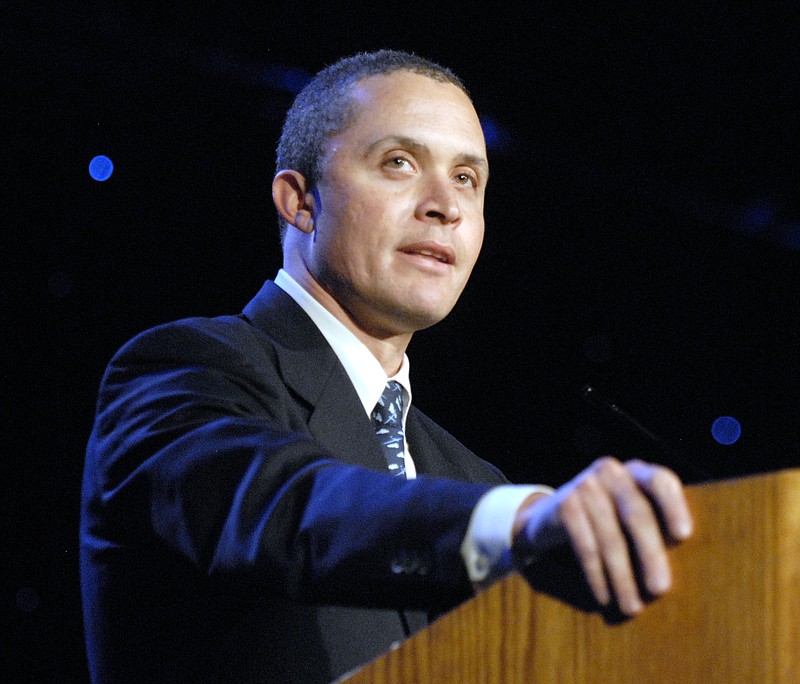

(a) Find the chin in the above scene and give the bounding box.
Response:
[396,301,455,332]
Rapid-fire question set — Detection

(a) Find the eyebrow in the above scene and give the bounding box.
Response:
[365,135,490,176]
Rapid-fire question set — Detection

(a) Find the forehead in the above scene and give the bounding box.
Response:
[335,71,487,157]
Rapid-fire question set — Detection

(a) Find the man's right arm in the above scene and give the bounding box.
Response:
[83,317,492,609]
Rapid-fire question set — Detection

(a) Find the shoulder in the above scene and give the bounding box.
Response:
[111,279,313,368]
[111,314,274,370]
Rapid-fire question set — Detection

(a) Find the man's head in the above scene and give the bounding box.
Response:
[276,50,469,240]
[273,51,488,353]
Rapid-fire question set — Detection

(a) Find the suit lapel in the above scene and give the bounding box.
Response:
[242,280,387,471]
[406,409,457,478]
[406,408,505,484]
[306,379,385,469]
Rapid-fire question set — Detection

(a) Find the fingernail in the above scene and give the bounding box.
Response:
[648,566,671,594]
[625,596,644,615]
[596,587,611,607]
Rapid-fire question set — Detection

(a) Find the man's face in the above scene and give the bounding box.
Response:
[303,71,488,338]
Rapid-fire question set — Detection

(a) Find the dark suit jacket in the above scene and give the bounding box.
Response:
[81,280,507,683]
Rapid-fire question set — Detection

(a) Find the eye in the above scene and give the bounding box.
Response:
[385,157,413,171]
[454,171,478,187]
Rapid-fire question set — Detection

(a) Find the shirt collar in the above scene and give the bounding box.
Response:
[274,269,412,420]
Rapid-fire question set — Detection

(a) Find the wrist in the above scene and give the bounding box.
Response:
[511,491,554,564]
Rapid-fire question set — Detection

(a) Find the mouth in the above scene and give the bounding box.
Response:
[399,242,455,265]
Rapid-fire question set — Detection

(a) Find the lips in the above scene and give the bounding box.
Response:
[399,242,455,265]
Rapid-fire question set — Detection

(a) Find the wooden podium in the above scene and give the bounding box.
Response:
[341,469,800,683]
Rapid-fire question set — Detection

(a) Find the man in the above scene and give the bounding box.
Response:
[81,50,692,683]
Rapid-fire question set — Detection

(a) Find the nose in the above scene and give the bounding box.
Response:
[415,175,461,225]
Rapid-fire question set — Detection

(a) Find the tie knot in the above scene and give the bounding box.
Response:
[373,381,404,428]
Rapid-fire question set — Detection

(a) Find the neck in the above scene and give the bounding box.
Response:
[283,263,411,376]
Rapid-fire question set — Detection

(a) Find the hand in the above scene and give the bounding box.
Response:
[512,457,692,616]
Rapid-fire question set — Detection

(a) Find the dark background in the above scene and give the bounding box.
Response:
[4,2,798,681]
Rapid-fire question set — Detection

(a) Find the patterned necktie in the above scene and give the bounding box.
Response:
[371,381,407,478]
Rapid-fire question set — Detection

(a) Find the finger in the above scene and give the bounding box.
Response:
[608,471,672,599]
[557,491,612,608]
[594,458,673,600]
[626,460,693,541]
[578,470,644,615]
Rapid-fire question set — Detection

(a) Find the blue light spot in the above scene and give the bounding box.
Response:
[711,416,741,445]
[742,203,773,230]
[278,66,311,94]
[261,65,312,94]
[89,155,114,181]
[479,115,512,152]
[481,116,500,146]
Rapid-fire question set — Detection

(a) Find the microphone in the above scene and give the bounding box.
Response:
[579,384,713,481]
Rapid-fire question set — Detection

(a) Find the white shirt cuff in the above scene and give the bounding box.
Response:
[460,484,554,591]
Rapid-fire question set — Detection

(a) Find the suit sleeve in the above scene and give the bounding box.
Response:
[82,317,494,610]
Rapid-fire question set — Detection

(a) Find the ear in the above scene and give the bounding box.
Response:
[272,170,316,233]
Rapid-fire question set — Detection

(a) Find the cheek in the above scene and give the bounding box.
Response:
[315,207,386,277]
[315,195,362,254]
[339,200,403,255]
[462,219,485,267]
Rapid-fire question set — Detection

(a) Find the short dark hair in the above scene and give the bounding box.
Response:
[275,50,470,239]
